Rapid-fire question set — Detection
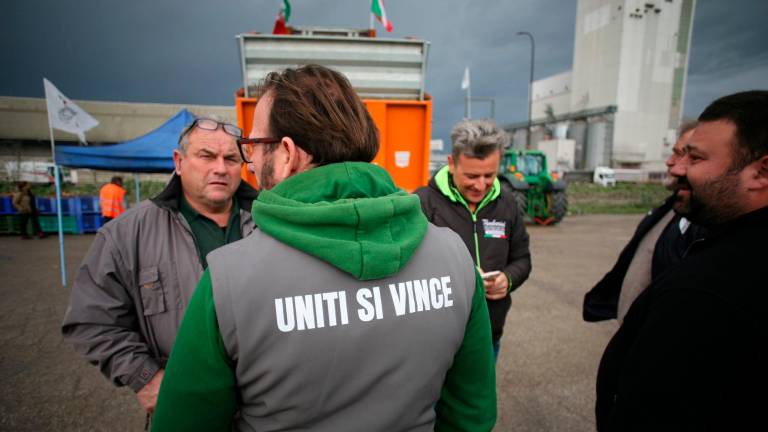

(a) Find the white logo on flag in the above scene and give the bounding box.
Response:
[43,78,99,144]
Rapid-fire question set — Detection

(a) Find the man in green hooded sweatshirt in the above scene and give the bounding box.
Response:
[152,64,496,432]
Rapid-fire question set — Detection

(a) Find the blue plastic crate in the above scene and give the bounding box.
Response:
[79,213,104,233]
[79,196,100,213]
[35,197,80,215]
[60,197,80,215]
[0,196,15,214]
[35,197,55,214]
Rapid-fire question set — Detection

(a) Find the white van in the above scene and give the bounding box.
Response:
[3,161,77,184]
[593,166,616,187]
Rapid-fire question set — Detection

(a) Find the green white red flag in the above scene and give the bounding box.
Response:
[272,0,291,35]
[371,0,393,32]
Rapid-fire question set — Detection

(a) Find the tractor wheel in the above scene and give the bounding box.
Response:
[548,191,568,223]
[500,179,528,218]
[512,190,528,218]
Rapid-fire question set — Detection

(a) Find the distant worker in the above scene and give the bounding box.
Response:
[415,119,532,359]
[12,181,45,239]
[62,116,257,417]
[99,176,127,223]
[152,65,497,431]
[583,121,707,323]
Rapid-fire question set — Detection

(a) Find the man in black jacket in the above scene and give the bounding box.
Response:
[415,119,531,359]
[596,90,768,430]
[583,122,706,323]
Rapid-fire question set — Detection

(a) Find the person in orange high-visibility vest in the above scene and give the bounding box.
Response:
[100,176,126,223]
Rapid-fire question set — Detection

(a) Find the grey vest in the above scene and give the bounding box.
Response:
[208,224,478,432]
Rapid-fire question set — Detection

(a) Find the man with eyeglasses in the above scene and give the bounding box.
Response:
[62,116,258,416]
[152,64,496,431]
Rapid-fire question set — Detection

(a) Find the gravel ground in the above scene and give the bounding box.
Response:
[0,214,641,431]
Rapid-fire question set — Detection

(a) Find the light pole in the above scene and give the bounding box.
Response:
[517,31,535,149]
[470,97,496,120]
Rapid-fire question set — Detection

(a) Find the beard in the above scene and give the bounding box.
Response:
[673,171,744,227]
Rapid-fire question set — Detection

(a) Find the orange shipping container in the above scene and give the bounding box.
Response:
[236,96,432,192]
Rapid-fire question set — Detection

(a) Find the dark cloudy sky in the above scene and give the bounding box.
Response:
[3,0,766,144]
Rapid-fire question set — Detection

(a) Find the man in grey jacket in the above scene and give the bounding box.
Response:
[62,116,258,414]
[153,65,496,431]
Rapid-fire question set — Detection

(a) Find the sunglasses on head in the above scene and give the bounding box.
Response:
[179,118,243,144]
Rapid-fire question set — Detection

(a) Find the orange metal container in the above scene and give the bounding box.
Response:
[236,96,432,192]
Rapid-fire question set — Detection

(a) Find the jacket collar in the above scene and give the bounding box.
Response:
[706,205,768,238]
[430,165,500,211]
[151,173,259,214]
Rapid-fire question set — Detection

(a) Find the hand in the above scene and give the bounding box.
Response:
[136,369,164,414]
[484,272,509,300]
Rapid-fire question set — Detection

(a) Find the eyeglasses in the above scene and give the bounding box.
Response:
[179,118,243,144]
[237,137,281,163]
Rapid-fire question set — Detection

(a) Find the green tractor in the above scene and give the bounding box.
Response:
[498,149,568,225]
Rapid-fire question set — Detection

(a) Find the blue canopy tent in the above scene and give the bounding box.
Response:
[55,108,195,172]
[49,109,195,287]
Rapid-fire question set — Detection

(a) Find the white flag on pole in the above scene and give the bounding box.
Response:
[461,67,470,90]
[43,78,99,144]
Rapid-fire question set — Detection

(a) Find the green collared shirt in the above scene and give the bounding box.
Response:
[179,196,242,269]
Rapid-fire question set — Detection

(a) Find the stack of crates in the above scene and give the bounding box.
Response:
[77,196,104,233]
[0,195,21,234]
[37,197,81,234]
[0,195,104,235]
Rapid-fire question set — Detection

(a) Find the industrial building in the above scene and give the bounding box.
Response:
[508,0,696,171]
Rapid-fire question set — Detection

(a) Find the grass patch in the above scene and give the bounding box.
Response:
[568,182,669,215]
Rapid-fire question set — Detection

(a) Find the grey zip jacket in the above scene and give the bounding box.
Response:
[61,174,257,392]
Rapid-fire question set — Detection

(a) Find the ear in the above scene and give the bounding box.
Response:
[172,149,183,175]
[447,154,455,174]
[274,137,314,180]
[746,155,768,191]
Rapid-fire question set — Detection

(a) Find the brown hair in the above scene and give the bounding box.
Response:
[256,64,379,165]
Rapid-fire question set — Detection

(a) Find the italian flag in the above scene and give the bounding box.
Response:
[371,0,393,32]
[272,0,291,35]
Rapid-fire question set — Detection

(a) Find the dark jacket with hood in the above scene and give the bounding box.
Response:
[595,206,768,431]
[62,174,257,392]
[415,166,531,342]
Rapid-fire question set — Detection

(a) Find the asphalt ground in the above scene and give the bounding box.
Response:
[0,214,640,431]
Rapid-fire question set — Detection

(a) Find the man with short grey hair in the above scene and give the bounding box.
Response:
[416,118,531,359]
[62,116,258,415]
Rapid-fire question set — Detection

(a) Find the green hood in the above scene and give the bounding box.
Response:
[433,165,500,212]
[252,162,428,281]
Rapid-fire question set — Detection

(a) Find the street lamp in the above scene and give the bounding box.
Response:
[517,31,535,149]
[470,97,496,119]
